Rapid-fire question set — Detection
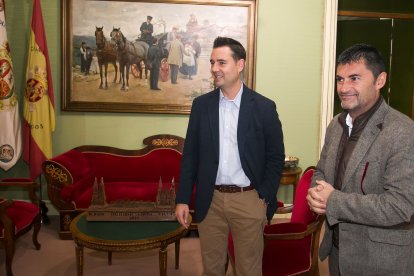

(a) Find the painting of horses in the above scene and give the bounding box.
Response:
[62,0,257,114]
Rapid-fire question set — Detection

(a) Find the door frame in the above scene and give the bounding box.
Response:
[319,0,338,153]
[319,2,414,152]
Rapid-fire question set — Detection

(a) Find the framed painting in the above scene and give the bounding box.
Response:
[61,0,258,114]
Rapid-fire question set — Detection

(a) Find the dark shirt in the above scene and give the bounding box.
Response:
[332,96,384,248]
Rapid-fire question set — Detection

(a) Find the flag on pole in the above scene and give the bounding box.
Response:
[23,0,55,179]
[0,0,22,171]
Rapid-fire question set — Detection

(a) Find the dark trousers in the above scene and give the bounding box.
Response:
[170,64,179,84]
[85,58,92,75]
[80,57,86,73]
[150,66,160,89]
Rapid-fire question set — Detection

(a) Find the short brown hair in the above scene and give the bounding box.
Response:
[213,37,246,61]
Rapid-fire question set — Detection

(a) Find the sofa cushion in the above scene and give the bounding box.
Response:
[52,149,94,181]
[82,148,181,182]
[60,172,95,203]
[0,201,40,237]
[71,181,176,209]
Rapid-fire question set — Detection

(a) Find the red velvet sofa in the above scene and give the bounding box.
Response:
[42,134,190,239]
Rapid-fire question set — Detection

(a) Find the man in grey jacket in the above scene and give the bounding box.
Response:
[307,44,414,275]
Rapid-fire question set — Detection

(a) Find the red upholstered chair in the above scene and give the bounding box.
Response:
[0,178,41,276]
[227,167,325,276]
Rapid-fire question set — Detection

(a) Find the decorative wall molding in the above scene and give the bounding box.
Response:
[319,0,338,153]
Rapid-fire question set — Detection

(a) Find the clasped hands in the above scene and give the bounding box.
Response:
[306,180,334,215]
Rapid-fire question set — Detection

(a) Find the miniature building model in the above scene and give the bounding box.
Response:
[91,177,107,206]
[87,177,177,221]
[156,177,176,206]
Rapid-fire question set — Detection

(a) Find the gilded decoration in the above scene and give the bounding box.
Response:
[45,164,68,183]
[151,138,178,148]
[25,60,48,103]
[0,47,16,111]
[63,214,72,230]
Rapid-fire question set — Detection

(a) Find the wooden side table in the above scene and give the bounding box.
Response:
[279,167,302,201]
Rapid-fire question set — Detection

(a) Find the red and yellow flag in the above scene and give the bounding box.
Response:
[0,0,22,171]
[23,0,55,179]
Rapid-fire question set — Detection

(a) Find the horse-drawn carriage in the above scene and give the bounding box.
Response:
[94,27,171,90]
[130,32,169,80]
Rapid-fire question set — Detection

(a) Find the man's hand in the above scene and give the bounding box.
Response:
[306,180,334,215]
[175,203,190,229]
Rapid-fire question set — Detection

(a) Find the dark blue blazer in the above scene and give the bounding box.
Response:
[176,85,285,222]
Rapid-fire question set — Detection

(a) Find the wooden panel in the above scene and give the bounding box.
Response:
[389,20,414,118]
[335,19,392,115]
[339,0,414,14]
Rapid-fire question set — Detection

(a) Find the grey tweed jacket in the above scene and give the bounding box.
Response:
[313,100,414,275]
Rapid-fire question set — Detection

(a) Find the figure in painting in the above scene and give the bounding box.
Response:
[140,15,154,45]
[166,26,178,50]
[167,34,184,84]
[147,38,162,90]
[89,52,99,74]
[85,46,93,75]
[191,34,201,75]
[80,41,87,73]
[180,41,195,80]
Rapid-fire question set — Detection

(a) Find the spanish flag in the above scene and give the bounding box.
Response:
[23,0,55,179]
[0,1,22,171]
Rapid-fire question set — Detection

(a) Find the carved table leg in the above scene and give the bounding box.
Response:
[175,239,180,269]
[75,244,84,276]
[40,201,50,224]
[159,243,168,276]
[108,251,112,265]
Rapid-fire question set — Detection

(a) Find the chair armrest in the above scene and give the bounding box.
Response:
[264,216,323,241]
[0,199,13,210]
[43,160,75,210]
[275,205,293,214]
[0,179,40,205]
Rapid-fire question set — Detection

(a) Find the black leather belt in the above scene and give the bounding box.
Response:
[215,185,254,193]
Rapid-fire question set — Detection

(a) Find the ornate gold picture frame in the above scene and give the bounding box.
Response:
[61,0,257,114]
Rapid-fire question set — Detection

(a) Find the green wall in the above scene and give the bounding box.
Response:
[1,0,324,206]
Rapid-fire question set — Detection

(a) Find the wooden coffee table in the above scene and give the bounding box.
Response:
[70,212,191,276]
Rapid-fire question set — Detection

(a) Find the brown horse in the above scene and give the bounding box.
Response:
[95,26,118,89]
[111,27,148,91]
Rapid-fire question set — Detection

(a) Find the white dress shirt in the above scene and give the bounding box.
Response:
[215,83,250,187]
[346,113,353,136]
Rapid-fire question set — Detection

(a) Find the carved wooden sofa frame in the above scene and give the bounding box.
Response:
[43,134,187,239]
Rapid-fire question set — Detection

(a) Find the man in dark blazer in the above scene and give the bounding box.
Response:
[307,44,414,275]
[176,37,285,276]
